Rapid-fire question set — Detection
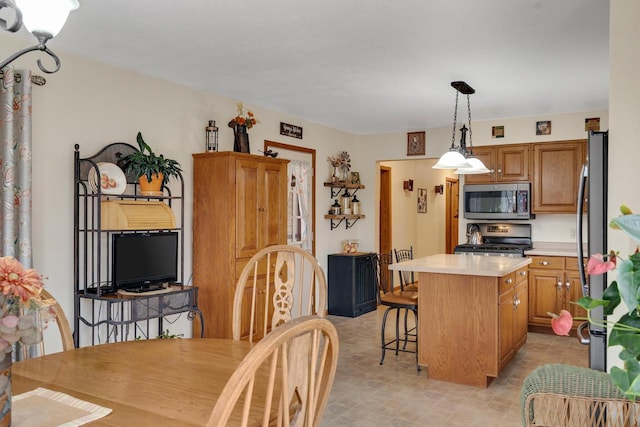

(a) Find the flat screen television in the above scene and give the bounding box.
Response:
[111,232,179,292]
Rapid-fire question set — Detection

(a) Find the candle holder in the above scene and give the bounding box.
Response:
[205,120,218,152]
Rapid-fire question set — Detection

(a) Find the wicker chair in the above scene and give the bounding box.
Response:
[521,363,640,426]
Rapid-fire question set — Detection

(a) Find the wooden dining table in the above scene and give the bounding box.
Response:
[12,338,256,426]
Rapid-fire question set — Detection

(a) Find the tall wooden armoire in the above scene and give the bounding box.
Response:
[192,152,289,338]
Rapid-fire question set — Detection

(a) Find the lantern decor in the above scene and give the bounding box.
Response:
[205,120,218,152]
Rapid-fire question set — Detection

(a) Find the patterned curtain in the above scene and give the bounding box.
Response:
[288,160,312,252]
[0,67,32,267]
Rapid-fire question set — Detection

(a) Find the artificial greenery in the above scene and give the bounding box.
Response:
[122,132,182,186]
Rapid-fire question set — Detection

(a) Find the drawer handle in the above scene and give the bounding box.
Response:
[519,271,527,276]
[505,278,513,284]
[557,281,562,289]
[566,281,570,289]
[540,261,549,266]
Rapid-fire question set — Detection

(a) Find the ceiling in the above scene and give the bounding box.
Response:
[31,0,610,135]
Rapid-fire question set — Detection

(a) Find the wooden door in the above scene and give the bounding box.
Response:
[235,158,261,258]
[497,144,530,182]
[565,270,588,327]
[379,166,392,256]
[533,140,586,213]
[499,287,515,368]
[463,146,496,184]
[445,178,459,253]
[514,278,528,350]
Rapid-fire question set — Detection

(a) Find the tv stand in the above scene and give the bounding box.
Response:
[74,143,203,346]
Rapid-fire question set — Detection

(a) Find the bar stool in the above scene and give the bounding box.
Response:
[371,253,420,372]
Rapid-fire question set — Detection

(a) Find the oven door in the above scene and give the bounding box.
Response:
[463,183,532,220]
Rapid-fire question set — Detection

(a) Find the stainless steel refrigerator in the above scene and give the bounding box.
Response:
[576,130,608,371]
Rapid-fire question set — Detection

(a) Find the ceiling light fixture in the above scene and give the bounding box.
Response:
[433,81,490,174]
[0,0,79,74]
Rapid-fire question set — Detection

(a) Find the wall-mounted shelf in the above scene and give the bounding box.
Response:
[324,182,365,229]
[323,214,365,230]
[324,182,365,198]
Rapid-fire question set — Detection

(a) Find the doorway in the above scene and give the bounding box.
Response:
[264,140,316,255]
[445,177,459,254]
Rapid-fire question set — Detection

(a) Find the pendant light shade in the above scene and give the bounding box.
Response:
[455,156,491,174]
[16,0,79,37]
[433,149,471,169]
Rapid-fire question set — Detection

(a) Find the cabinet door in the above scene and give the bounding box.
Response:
[528,269,563,326]
[262,162,288,248]
[514,279,528,350]
[533,141,586,213]
[499,288,515,368]
[497,145,529,182]
[237,277,275,342]
[235,158,261,258]
[463,146,496,184]
[565,270,588,327]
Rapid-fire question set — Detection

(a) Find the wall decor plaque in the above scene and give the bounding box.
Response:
[280,122,303,139]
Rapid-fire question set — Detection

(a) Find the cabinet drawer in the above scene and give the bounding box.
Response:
[515,266,528,284]
[565,257,587,271]
[499,271,516,295]
[529,256,565,270]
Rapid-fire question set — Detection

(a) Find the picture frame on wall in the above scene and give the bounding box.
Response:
[536,120,551,135]
[350,171,360,184]
[417,188,427,213]
[492,126,505,138]
[585,117,600,132]
[407,131,426,156]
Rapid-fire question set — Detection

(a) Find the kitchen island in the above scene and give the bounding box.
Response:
[390,254,532,387]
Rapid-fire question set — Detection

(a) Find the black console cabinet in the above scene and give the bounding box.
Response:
[328,253,377,317]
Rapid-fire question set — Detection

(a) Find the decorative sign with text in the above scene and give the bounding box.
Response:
[280,122,303,139]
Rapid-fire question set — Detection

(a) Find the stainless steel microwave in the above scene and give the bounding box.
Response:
[463,183,532,220]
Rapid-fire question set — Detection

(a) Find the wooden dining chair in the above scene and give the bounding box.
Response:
[232,245,327,342]
[207,315,339,427]
[20,289,74,359]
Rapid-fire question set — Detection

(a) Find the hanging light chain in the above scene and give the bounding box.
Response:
[466,93,473,154]
[450,91,459,149]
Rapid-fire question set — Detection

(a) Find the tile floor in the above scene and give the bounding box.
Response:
[321,307,588,427]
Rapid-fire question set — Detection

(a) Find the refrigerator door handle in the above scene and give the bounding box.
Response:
[577,164,588,295]
[577,321,591,345]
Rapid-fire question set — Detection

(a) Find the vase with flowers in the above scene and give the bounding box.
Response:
[0,256,51,425]
[228,103,258,153]
[327,151,351,183]
[549,204,640,401]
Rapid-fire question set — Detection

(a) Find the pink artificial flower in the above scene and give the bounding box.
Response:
[0,315,18,330]
[587,252,617,275]
[0,257,44,303]
[548,310,573,336]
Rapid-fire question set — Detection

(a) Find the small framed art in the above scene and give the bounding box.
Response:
[417,188,427,213]
[350,171,360,184]
[407,131,425,156]
[585,117,600,132]
[536,120,551,135]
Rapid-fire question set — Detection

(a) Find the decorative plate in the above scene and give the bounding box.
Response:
[89,162,126,195]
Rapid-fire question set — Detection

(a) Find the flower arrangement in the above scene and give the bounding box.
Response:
[228,102,258,129]
[549,204,640,400]
[327,151,351,181]
[0,257,51,362]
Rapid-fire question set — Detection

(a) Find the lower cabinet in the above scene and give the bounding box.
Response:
[499,266,528,370]
[327,253,377,317]
[528,256,587,333]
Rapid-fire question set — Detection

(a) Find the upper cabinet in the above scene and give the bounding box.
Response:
[464,144,530,184]
[532,140,586,213]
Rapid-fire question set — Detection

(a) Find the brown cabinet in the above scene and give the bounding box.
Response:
[464,144,530,184]
[192,152,289,338]
[532,140,586,213]
[499,266,528,370]
[528,256,587,333]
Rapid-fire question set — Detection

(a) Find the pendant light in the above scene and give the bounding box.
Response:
[433,81,489,174]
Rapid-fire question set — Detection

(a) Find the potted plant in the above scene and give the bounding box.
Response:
[122,132,182,195]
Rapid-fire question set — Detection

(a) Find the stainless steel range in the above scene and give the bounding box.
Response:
[454,223,532,257]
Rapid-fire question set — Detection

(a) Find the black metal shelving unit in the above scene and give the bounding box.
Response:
[73,143,202,347]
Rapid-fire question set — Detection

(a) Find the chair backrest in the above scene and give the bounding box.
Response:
[394,247,415,290]
[232,245,328,342]
[207,315,339,427]
[21,289,74,358]
[372,253,394,299]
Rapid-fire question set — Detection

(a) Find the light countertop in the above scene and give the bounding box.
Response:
[389,254,531,277]
[526,241,586,257]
